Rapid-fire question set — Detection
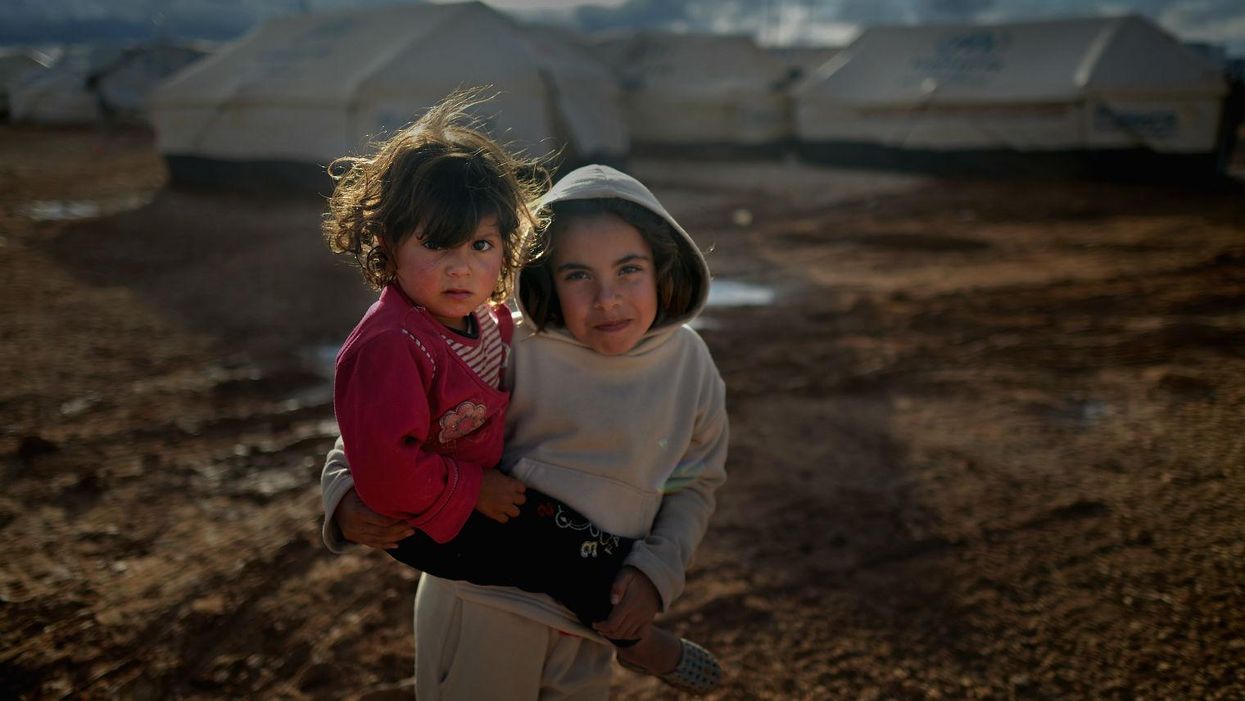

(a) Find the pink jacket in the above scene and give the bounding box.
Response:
[333,284,511,543]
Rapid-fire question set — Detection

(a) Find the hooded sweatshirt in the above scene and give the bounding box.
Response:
[321,164,728,642]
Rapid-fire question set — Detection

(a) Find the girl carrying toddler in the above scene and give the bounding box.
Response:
[323,92,728,699]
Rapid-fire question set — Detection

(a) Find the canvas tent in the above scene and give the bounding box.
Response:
[87,43,209,125]
[589,32,792,155]
[766,46,841,82]
[0,50,54,119]
[793,15,1236,176]
[149,2,627,190]
[8,45,123,124]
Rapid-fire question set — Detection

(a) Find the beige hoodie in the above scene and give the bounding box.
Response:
[321,164,728,642]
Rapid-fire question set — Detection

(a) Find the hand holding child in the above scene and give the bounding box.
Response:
[336,488,415,550]
[593,566,662,641]
[476,470,527,523]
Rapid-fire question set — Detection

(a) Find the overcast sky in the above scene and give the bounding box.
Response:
[3,0,1243,56]
[458,0,626,8]
[476,0,1245,54]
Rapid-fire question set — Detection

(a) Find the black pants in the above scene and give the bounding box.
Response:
[387,488,638,644]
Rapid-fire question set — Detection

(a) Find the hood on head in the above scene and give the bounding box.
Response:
[515,164,710,347]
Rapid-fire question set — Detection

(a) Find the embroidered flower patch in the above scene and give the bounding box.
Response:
[438,401,488,443]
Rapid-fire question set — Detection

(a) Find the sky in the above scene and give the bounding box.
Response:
[2,0,1243,56]
[478,0,1245,55]
[458,0,626,8]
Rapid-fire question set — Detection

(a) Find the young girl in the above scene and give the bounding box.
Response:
[324,96,724,697]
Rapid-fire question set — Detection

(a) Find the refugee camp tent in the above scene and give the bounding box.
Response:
[793,14,1236,176]
[8,45,123,124]
[589,32,793,155]
[87,43,209,125]
[524,22,592,52]
[149,1,628,190]
[766,46,841,82]
[0,50,54,118]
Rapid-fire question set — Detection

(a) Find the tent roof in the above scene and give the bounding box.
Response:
[148,1,627,163]
[8,44,125,122]
[152,2,546,107]
[87,43,210,83]
[0,50,52,86]
[589,31,790,95]
[796,14,1227,106]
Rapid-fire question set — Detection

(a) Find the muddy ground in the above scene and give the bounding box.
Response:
[1,125,1243,700]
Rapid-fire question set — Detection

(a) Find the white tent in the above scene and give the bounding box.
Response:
[589,32,792,153]
[8,45,123,124]
[149,2,628,189]
[794,15,1233,172]
[0,50,54,118]
[88,44,209,125]
[766,46,841,82]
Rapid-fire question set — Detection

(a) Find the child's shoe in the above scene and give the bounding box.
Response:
[617,638,722,696]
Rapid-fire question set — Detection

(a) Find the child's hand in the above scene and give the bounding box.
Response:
[475,470,527,523]
[593,566,661,641]
[337,488,415,550]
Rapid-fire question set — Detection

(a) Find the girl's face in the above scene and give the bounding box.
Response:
[552,213,658,355]
[393,214,503,331]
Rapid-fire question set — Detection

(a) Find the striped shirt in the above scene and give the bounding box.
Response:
[440,305,507,389]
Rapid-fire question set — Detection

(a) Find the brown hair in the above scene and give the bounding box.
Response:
[519,198,702,331]
[323,89,550,301]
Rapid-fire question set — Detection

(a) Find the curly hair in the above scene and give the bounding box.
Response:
[519,198,703,331]
[323,89,550,302]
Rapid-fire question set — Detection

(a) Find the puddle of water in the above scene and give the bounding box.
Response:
[1044,399,1111,428]
[1077,399,1110,426]
[686,280,778,330]
[20,193,154,222]
[285,344,340,409]
[298,344,340,380]
[60,393,103,417]
[688,316,721,331]
[706,280,776,307]
[225,466,308,499]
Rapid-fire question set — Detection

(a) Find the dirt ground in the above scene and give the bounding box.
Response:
[1,125,1243,700]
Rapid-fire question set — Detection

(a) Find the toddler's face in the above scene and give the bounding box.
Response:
[551,214,658,355]
[393,215,503,331]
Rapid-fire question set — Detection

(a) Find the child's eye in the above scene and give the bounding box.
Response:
[562,271,589,282]
[620,265,644,275]
[472,240,495,252]
[421,240,441,251]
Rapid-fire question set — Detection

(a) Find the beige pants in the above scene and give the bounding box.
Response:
[414,574,614,700]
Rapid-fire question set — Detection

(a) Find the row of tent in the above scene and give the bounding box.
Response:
[4,2,1241,186]
[1,44,209,124]
[797,16,1243,176]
